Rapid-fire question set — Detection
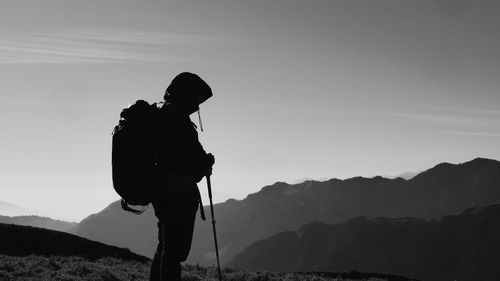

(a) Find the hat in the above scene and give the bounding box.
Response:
[164,72,212,105]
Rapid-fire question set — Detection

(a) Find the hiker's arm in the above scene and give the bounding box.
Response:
[186,124,214,181]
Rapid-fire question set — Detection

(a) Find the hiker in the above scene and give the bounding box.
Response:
[150,72,215,281]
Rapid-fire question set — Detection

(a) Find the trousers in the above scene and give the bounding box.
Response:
[149,188,199,281]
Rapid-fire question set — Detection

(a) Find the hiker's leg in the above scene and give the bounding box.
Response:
[150,203,163,281]
[172,189,199,261]
[150,189,198,281]
[162,189,199,280]
[163,259,182,281]
[150,249,161,281]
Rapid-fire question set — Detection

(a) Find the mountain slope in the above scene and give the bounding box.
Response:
[72,200,158,257]
[0,223,149,262]
[0,215,77,232]
[229,203,500,281]
[0,201,42,217]
[75,158,500,265]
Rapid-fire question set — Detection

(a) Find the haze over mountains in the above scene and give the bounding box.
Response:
[387,171,419,180]
[0,215,77,232]
[0,201,44,217]
[73,157,500,266]
[71,200,157,257]
[229,203,500,281]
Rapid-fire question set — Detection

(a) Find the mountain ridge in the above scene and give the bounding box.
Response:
[0,201,43,217]
[0,223,149,262]
[228,202,500,281]
[73,157,500,265]
[0,215,77,232]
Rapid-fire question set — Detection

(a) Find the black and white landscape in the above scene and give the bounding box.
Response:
[2,1,500,281]
[64,158,500,281]
[2,158,500,280]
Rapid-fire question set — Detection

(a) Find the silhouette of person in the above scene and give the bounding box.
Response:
[150,72,215,281]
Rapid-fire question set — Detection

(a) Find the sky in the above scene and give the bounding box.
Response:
[1,0,499,221]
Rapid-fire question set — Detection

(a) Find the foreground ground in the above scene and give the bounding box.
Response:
[0,254,412,281]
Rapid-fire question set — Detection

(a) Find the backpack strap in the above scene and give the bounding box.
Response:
[197,188,206,221]
[121,199,148,215]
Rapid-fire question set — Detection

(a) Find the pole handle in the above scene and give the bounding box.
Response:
[207,174,213,199]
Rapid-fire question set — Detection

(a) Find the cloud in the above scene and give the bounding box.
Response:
[372,108,500,142]
[428,105,500,116]
[0,29,224,64]
[38,29,226,46]
[439,131,500,138]
[375,111,486,127]
[373,103,500,128]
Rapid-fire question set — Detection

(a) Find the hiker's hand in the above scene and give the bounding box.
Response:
[204,153,214,176]
[207,153,215,166]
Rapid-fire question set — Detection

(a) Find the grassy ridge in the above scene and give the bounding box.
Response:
[0,255,147,281]
[0,255,391,281]
[0,223,148,262]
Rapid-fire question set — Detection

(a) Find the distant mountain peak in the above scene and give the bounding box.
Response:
[411,157,500,182]
[0,215,78,232]
[470,157,498,162]
[442,157,499,167]
[0,201,16,207]
[0,201,43,217]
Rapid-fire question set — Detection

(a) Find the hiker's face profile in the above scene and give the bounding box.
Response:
[165,90,203,115]
[181,101,200,116]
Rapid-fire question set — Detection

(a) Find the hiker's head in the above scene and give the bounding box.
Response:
[164,72,212,115]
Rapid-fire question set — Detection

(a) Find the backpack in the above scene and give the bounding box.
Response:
[112,100,158,214]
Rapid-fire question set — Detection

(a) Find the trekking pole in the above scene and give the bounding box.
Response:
[206,175,223,281]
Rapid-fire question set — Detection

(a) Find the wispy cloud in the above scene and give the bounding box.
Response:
[0,29,224,64]
[35,29,226,46]
[375,111,489,127]
[372,106,500,141]
[439,131,500,138]
[429,105,500,116]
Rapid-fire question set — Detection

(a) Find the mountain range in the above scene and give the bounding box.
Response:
[73,157,500,265]
[0,201,43,217]
[71,200,158,257]
[229,203,500,281]
[0,215,77,232]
